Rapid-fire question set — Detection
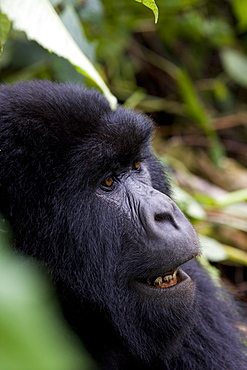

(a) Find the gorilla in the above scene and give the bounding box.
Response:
[0,81,246,369]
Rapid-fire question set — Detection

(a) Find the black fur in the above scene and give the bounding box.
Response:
[0,81,246,369]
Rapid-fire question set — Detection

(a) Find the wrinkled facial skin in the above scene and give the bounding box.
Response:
[96,161,199,292]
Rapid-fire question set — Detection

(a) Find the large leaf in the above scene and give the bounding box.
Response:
[0,0,117,109]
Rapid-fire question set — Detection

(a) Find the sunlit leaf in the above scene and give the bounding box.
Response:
[0,0,117,109]
[135,0,159,23]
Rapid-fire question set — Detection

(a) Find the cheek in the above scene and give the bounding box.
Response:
[96,187,134,225]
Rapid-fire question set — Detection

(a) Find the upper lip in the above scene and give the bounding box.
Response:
[138,252,199,284]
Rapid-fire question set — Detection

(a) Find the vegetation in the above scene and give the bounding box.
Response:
[0,0,247,366]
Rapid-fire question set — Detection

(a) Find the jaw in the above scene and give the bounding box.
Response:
[107,263,197,365]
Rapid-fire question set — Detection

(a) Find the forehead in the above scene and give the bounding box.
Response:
[88,107,153,165]
[0,81,153,174]
[71,107,154,182]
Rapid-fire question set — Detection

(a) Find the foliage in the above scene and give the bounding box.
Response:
[0,0,117,108]
[0,0,247,363]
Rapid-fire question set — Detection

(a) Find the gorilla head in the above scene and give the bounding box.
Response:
[0,81,245,369]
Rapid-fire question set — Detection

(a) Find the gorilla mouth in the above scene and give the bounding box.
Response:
[137,266,193,291]
[146,269,179,288]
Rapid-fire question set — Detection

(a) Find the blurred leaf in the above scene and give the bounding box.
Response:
[0,216,92,370]
[221,48,247,88]
[231,0,247,32]
[0,11,11,54]
[176,69,210,131]
[180,13,234,46]
[124,89,146,108]
[79,0,104,22]
[213,80,229,101]
[203,18,234,47]
[159,0,200,12]
[198,256,221,286]
[180,11,204,41]
[0,0,117,109]
[176,70,225,163]
[216,188,247,207]
[223,245,247,266]
[200,235,227,262]
[135,0,158,23]
[173,185,207,220]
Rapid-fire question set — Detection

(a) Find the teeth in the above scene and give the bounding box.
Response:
[154,277,163,287]
[163,274,173,282]
[153,269,178,288]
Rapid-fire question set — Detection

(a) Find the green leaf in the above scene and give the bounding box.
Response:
[176,69,225,163]
[0,11,11,54]
[135,0,159,23]
[0,0,117,109]
[176,69,210,131]
[221,48,247,89]
[231,0,247,31]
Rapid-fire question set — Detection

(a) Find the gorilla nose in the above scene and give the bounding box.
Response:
[154,211,176,225]
[139,190,199,257]
[141,191,180,233]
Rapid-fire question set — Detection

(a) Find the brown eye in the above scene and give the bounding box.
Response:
[133,161,141,170]
[104,176,114,187]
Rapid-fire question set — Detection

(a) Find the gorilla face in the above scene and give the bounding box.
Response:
[0,81,200,365]
[92,160,199,362]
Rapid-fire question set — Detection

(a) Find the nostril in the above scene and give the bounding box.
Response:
[154,213,173,223]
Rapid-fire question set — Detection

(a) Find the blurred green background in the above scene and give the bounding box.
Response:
[0,0,247,367]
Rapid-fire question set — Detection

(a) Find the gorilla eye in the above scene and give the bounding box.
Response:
[132,161,141,171]
[103,176,114,188]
